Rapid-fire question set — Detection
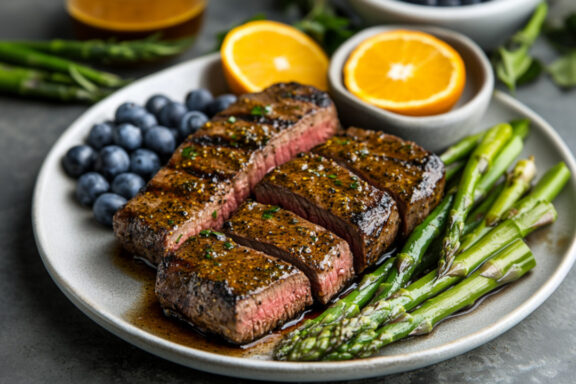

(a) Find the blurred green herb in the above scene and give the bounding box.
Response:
[545,13,576,88]
[548,51,576,87]
[494,2,548,92]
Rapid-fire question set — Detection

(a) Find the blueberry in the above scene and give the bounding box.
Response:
[62,145,97,178]
[130,149,161,179]
[112,123,142,151]
[158,102,188,127]
[144,126,176,158]
[87,122,114,150]
[115,102,147,124]
[145,94,171,116]
[76,172,110,206]
[185,88,213,112]
[169,128,181,143]
[179,111,208,139]
[95,145,130,179]
[205,94,237,117]
[93,193,127,227]
[132,113,158,131]
[111,172,146,199]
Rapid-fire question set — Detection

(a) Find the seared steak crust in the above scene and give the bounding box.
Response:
[114,83,339,264]
[254,154,400,273]
[155,231,312,345]
[314,127,445,236]
[224,200,355,304]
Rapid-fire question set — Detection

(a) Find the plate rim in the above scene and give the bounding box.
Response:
[32,53,576,382]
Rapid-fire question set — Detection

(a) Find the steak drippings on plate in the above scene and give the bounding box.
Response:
[113,83,339,265]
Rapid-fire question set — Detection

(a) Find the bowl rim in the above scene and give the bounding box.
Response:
[328,24,495,126]
[353,0,540,21]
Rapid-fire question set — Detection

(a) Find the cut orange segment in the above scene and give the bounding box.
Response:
[221,20,329,94]
[344,30,466,116]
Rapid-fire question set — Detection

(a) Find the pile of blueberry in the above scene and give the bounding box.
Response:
[400,0,490,6]
[62,88,237,227]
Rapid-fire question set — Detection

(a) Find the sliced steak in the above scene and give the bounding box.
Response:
[254,154,400,273]
[114,83,339,264]
[314,127,445,236]
[224,200,355,305]
[155,230,312,345]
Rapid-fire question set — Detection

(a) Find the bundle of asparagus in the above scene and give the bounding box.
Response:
[274,119,571,361]
[0,35,193,103]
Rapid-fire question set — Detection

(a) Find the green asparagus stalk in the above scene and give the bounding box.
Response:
[284,201,556,361]
[0,42,126,88]
[273,257,396,359]
[0,65,107,102]
[445,161,465,183]
[302,202,556,360]
[460,157,537,251]
[7,35,194,63]
[0,62,76,84]
[328,239,535,360]
[505,162,571,219]
[438,123,513,276]
[463,182,506,235]
[440,132,484,166]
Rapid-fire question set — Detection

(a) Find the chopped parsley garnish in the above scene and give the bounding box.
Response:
[167,219,175,226]
[328,174,337,179]
[262,205,281,219]
[181,147,198,160]
[204,248,213,259]
[250,105,272,116]
[212,210,218,219]
[334,179,343,186]
[199,229,211,237]
[227,116,237,123]
[349,181,359,190]
[335,138,350,145]
[175,234,183,243]
[224,241,234,250]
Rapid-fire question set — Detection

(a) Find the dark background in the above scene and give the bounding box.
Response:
[0,1,575,383]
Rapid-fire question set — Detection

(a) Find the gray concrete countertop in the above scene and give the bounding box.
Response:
[1,1,574,383]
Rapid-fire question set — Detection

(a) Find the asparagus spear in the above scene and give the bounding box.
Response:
[463,182,506,235]
[285,201,555,361]
[0,65,107,102]
[8,35,193,63]
[440,132,484,166]
[438,123,513,276]
[0,42,126,88]
[0,62,76,84]
[460,157,537,251]
[328,239,535,360]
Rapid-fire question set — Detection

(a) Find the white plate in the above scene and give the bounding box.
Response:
[32,53,576,382]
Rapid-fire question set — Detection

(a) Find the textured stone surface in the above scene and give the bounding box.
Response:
[0,0,575,383]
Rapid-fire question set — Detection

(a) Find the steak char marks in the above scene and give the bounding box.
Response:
[113,83,339,265]
[254,154,400,273]
[155,230,312,345]
[224,201,355,304]
[314,127,445,236]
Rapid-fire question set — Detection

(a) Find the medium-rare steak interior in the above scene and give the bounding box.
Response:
[314,127,445,236]
[113,83,339,265]
[155,230,313,345]
[253,153,400,273]
[224,200,355,305]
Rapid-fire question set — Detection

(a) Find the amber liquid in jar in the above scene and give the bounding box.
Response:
[66,0,206,40]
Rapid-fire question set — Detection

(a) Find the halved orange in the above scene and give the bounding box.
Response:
[221,20,329,94]
[344,30,466,116]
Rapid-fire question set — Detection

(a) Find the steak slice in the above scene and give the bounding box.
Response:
[254,154,400,273]
[155,230,312,345]
[114,83,339,264]
[314,127,445,237]
[224,200,355,305]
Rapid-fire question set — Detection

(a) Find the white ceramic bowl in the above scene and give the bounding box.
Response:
[329,25,494,152]
[347,0,541,49]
